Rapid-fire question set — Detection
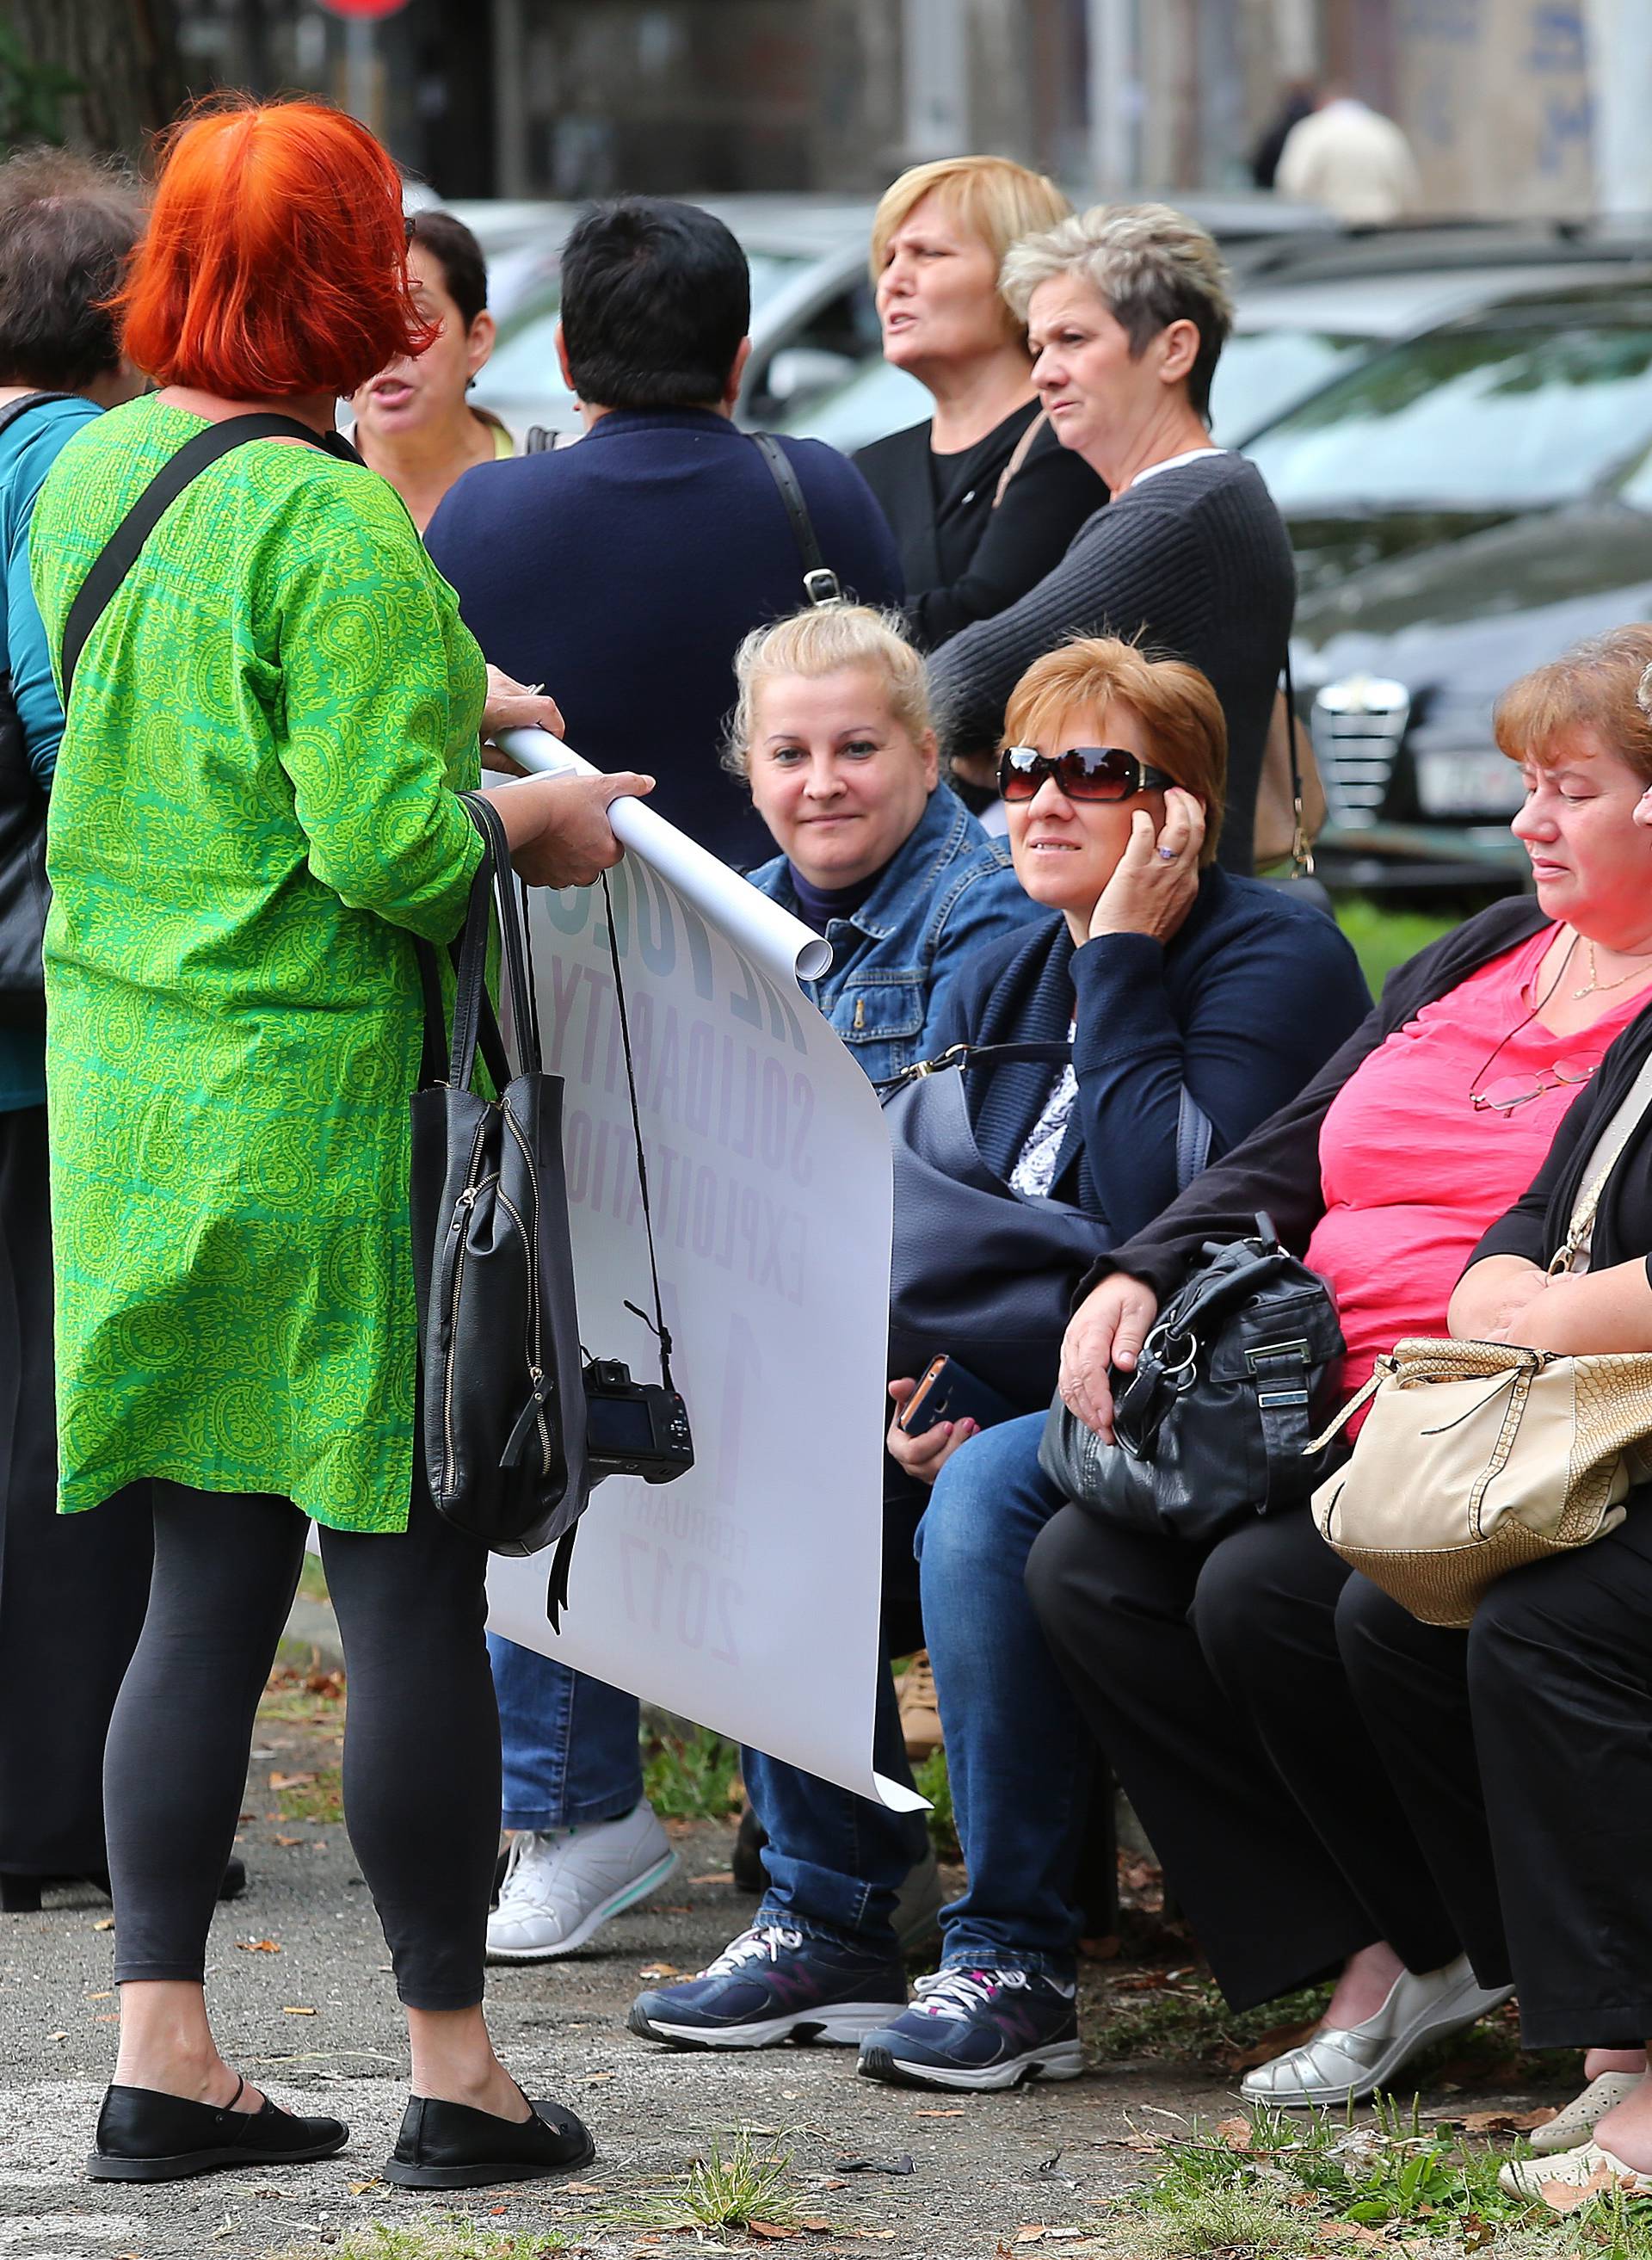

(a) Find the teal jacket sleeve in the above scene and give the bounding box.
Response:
[4,403,99,790]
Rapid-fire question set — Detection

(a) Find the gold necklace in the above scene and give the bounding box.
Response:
[1575,938,1652,997]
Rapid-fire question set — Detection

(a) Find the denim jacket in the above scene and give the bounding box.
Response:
[749,783,1045,1086]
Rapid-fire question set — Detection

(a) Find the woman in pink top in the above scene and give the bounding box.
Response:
[1026,626,1652,2114]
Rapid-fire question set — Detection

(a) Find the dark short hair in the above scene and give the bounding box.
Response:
[558,197,750,411]
[408,208,488,330]
[0,145,141,389]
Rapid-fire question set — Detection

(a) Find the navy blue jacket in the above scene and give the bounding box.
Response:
[933,868,1372,1244]
[425,409,903,869]
[749,783,1042,1085]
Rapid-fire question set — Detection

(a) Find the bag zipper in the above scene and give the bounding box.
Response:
[501,1104,554,1476]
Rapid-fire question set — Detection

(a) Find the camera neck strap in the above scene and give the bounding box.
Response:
[597,866,675,1392]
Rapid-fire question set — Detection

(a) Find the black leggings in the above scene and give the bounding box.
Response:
[104,1477,500,2010]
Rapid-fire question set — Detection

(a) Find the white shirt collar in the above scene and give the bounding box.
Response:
[1131,446,1227,489]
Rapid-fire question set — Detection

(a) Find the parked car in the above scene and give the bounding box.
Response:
[1245,275,1652,888]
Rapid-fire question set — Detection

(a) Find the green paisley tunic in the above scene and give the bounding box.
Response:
[31,396,486,1533]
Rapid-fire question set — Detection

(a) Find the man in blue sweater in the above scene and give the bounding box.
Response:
[426,197,903,870]
[428,199,902,1967]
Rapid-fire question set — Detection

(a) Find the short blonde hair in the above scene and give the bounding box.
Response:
[870,157,1071,344]
[1494,626,1652,786]
[1001,201,1234,418]
[724,605,933,780]
[1002,636,1227,866]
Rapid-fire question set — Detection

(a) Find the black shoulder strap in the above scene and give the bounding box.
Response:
[59,412,347,707]
[0,391,75,442]
[750,431,841,608]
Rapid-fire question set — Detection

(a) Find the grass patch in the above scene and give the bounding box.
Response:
[912,1746,959,1862]
[1088,1968,1329,2069]
[266,1760,342,1825]
[641,1721,743,1821]
[1113,2098,1652,2259]
[269,2225,564,2258]
[621,2129,817,2232]
[296,1552,330,1605]
[259,1662,347,1728]
[1335,895,1457,996]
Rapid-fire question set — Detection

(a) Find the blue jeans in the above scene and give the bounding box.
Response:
[916,1414,1088,1979]
[749,1414,1087,1975]
[487,1638,642,1831]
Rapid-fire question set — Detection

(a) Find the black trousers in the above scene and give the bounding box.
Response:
[105,1475,501,2010]
[1338,1500,1652,2051]
[0,1102,152,1878]
[1026,1501,1459,2010]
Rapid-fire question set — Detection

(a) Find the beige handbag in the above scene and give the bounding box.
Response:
[1310,1051,1652,1627]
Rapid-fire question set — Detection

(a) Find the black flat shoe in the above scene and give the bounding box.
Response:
[87,2078,348,2183]
[383,2089,595,2189]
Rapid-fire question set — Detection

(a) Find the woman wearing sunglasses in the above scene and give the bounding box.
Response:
[628,636,1369,2082]
[1025,627,1652,2123]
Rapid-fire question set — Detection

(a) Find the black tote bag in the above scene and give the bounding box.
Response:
[410,793,590,1559]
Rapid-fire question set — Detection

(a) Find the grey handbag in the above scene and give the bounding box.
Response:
[883,1041,1214,1416]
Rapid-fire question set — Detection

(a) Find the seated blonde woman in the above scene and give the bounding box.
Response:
[627,636,1369,2084]
[739,604,1041,1081]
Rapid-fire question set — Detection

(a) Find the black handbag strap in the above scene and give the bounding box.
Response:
[596,864,675,1391]
[751,432,842,608]
[59,412,354,706]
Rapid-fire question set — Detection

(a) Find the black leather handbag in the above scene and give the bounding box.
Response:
[410,793,590,1563]
[0,392,75,1026]
[1038,1213,1345,1544]
[882,1041,1215,1417]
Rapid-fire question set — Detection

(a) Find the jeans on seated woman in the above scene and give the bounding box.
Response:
[628,636,1371,2088]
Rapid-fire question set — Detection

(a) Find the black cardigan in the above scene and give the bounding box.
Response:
[1470,1003,1652,1286]
[1089,896,1554,1302]
[855,407,1106,651]
[928,866,1372,1244]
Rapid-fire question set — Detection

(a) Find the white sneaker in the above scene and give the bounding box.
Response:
[486,1803,679,1962]
[1239,1954,1513,2109]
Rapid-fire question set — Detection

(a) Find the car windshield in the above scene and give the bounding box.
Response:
[778,355,931,451]
[1207,329,1373,445]
[481,249,813,402]
[1245,321,1652,510]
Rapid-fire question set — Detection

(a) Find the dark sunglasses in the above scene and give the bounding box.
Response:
[998,744,1177,804]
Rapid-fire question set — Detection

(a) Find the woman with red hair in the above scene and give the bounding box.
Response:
[28,98,645,2189]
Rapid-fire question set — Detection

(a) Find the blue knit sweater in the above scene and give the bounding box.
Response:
[929,868,1372,1242]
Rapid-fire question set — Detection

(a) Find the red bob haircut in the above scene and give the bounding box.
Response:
[116,96,435,398]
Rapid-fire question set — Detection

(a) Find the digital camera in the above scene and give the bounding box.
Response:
[583,1356,695,1485]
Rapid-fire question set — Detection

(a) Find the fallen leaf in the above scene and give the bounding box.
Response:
[562,2181,604,2195]
[845,2236,896,2245]
[693,1870,734,1884]
[1540,2162,1618,2213]
[93,1917,114,1931]
[46,2029,66,2041]
[1120,2132,1164,2153]
[584,2070,615,2083]
[798,2223,834,2235]
[95,2011,119,2022]
[1214,2115,1255,2152]
[268,1771,316,1789]
[84,1990,113,2000]
[311,1840,328,1851]
[281,2005,317,2016]
[638,1962,681,1979]
[749,2226,798,2241]
[236,1939,281,1954]
[1450,2106,1556,2133]
[348,2178,384,2195]
[274,1836,303,1848]
[1015,2232,1046,2245]
[489,2205,508,2216]
[914,2109,965,2118]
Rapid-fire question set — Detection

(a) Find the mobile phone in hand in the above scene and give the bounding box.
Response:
[897,1354,1019,1440]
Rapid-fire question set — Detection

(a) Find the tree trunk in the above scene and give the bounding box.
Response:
[7,0,188,158]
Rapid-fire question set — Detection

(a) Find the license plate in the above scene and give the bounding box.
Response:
[1415,750,1526,818]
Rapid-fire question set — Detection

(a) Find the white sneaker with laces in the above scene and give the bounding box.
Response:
[486,1803,678,1962]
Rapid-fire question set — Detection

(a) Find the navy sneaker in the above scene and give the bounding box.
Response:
[627,1923,907,2050]
[858,1965,1083,2090]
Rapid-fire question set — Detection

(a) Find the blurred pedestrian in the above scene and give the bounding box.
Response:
[1250,78,1318,192]
[855,159,1105,655]
[30,95,647,2189]
[352,209,513,530]
[929,203,1294,877]
[1276,85,1421,225]
[0,147,152,1917]
[425,196,902,868]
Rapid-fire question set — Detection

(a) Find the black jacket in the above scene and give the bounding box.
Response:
[854,406,1106,651]
[1091,896,1553,1301]
[1471,1003,1652,1285]
[929,867,1371,1244]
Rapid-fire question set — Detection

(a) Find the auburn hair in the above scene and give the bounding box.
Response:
[1002,636,1228,866]
[1494,625,1652,787]
[117,96,435,398]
